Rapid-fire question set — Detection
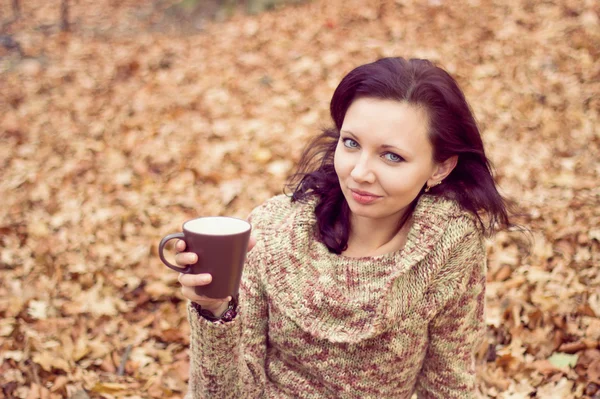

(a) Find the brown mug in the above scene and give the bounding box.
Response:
[158,216,252,299]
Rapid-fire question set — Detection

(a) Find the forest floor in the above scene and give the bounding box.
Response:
[1,0,599,398]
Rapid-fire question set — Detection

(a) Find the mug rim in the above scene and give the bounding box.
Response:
[182,216,251,236]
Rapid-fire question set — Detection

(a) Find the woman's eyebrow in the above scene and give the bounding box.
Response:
[341,130,366,141]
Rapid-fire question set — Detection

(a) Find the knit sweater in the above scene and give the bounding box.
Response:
[186,193,487,399]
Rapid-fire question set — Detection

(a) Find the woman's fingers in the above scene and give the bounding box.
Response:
[175,252,197,266]
[248,235,256,252]
[179,273,212,286]
[173,240,195,267]
[175,239,186,252]
[178,273,230,304]
[182,287,231,305]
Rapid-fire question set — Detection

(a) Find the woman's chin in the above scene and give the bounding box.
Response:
[347,202,380,217]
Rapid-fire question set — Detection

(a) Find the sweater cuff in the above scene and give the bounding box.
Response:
[187,301,241,336]
[190,301,237,324]
[187,301,243,382]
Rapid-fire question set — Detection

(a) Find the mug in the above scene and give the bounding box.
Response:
[158,216,252,299]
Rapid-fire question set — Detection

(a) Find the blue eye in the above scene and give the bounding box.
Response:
[343,138,359,148]
[384,153,404,163]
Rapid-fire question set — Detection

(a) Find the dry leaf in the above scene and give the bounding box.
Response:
[588,359,600,384]
[32,352,70,373]
[1,0,598,397]
[536,377,576,399]
[90,382,128,394]
[27,300,49,320]
[548,352,579,370]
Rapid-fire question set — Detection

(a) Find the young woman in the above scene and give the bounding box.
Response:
[174,57,512,398]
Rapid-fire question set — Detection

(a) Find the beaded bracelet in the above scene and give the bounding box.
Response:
[192,296,238,323]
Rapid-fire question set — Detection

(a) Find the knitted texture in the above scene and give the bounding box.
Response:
[186,194,486,399]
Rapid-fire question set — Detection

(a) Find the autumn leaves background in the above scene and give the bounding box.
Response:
[1,0,599,398]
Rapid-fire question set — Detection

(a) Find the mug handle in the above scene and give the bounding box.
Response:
[159,233,192,274]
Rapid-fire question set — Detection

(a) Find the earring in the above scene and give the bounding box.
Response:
[425,181,442,193]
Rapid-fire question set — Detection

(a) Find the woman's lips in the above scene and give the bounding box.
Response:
[350,189,381,205]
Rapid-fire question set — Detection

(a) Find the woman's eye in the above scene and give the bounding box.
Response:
[384,152,404,163]
[343,138,359,148]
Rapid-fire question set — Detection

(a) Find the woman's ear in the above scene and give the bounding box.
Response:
[427,155,458,186]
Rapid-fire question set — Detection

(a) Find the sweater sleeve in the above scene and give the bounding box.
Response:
[186,237,269,399]
[186,196,294,398]
[415,231,487,399]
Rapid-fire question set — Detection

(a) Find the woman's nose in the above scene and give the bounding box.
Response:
[350,155,375,183]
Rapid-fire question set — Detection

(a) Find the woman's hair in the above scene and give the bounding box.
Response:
[286,57,513,254]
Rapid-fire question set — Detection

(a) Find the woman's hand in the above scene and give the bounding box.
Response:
[175,235,256,315]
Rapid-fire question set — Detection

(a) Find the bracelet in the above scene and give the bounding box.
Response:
[192,296,238,323]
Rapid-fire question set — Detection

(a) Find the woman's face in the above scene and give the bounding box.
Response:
[334,97,439,223]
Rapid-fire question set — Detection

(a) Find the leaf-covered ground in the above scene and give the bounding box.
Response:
[1,0,599,398]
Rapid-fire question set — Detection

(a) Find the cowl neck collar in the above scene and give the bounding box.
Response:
[263,194,463,343]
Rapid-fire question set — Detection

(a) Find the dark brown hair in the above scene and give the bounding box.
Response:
[286,57,512,254]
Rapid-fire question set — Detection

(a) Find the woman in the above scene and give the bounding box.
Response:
[174,57,512,398]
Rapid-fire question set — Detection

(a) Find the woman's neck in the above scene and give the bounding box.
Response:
[343,212,411,257]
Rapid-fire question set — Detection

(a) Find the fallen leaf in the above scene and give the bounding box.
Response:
[588,359,600,384]
[32,352,71,373]
[548,352,579,369]
[90,382,128,394]
[1,0,598,397]
[28,300,49,320]
[535,377,576,399]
